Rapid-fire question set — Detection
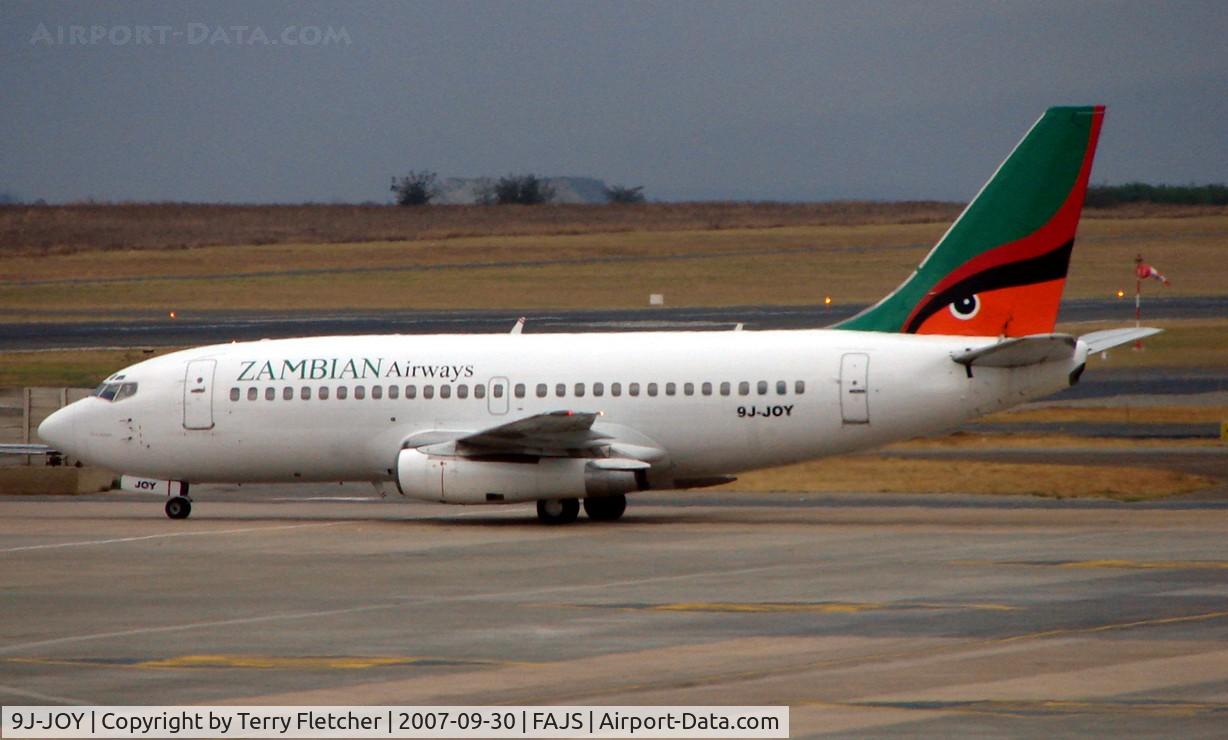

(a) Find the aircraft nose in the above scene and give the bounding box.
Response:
[38,405,79,454]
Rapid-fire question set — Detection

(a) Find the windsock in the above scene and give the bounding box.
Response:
[1134,255,1170,286]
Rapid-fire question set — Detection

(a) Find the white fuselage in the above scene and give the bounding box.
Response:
[39,328,1084,497]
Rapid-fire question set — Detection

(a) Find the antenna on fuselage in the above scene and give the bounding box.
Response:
[510,317,526,334]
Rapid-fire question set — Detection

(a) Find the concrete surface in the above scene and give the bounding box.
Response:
[3,487,1228,737]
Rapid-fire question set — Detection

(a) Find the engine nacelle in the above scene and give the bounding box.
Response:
[395,449,646,504]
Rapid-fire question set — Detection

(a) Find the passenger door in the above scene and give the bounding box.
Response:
[183,360,216,430]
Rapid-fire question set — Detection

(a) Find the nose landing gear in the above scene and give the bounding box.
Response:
[165,495,192,519]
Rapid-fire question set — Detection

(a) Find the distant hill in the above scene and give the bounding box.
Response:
[434,176,610,205]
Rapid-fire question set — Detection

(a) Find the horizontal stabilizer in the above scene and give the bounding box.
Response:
[951,333,1076,368]
[1080,327,1162,354]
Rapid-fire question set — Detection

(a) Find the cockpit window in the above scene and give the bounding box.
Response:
[94,382,138,402]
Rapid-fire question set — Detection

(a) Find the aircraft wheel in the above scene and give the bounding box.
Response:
[536,498,579,525]
[165,496,192,520]
[583,494,627,521]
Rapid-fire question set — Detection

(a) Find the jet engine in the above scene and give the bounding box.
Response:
[395,449,647,504]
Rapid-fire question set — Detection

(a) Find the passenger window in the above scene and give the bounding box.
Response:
[247,387,258,401]
[265,387,275,401]
[337,386,348,400]
[229,387,240,402]
[301,386,311,400]
[474,384,485,399]
[283,386,293,401]
[514,383,525,398]
[113,383,139,402]
[738,381,749,396]
[372,385,383,400]
[388,385,399,399]
[684,382,694,396]
[647,383,658,397]
[720,382,731,396]
[556,383,566,397]
[757,380,768,395]
[406,385,417,399]
[536,383,548,398]
[318,386,329,400]
[440,384,451,399]
[702,382,712,396]
[355,385,366,400]
[777,380,787,395]
[611,382,622,397]
[593,382,604,397]
[629,382,640,397]
[493,384,503,398]
[457,384,469,399]
[575,383,585,397]
[423,385,434,399]
[795,380,805,394]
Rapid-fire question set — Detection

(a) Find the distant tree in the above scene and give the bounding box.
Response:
[493,174,556,205]
[604,184,645,204]
[472,178,497,205]
[390,170,439,206]
[1086,182,1228,207]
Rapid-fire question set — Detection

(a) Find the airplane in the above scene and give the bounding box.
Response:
[29,105,1160,523]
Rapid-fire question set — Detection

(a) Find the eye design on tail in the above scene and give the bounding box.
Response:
[948,295,980,320]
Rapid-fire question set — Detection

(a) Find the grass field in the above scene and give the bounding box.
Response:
[725,456,1213,501]
[1,208,1226,319]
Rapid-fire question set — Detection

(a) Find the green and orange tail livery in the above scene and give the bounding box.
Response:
[836,105,1105,337]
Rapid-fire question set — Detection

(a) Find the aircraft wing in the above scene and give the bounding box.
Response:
[404,410,620,457]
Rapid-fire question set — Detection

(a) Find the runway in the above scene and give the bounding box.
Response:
[4,489,1228,737]
[2,295,1225,351]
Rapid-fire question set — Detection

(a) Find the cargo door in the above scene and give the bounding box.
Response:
[839,353,870,424]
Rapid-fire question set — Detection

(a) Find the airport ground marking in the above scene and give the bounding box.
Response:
[0,562,794,655]
[0,521,346,554]
[0,682,92,705]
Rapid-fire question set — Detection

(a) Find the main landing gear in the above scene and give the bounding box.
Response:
[165,495,192,519]
[583,494,627,521]
[535,494,628,524]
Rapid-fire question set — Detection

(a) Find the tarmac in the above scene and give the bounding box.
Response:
[3,487,1228,737]
[3,295,1226,350]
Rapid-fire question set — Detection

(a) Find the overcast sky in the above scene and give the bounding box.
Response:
[2,1,1225,203]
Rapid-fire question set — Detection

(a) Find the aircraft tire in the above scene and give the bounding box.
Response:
[536,498,579,525]
[165,496,192,520]
[583,494,627,521]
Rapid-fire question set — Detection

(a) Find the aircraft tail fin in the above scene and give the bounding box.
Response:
[836,105,1105,337]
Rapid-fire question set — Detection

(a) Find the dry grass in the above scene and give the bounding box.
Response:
[1,213,1226,320]
[0,202,964,256]
[726,456,1214,500]
[889,431,1219,449]
[0,348,174,387]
